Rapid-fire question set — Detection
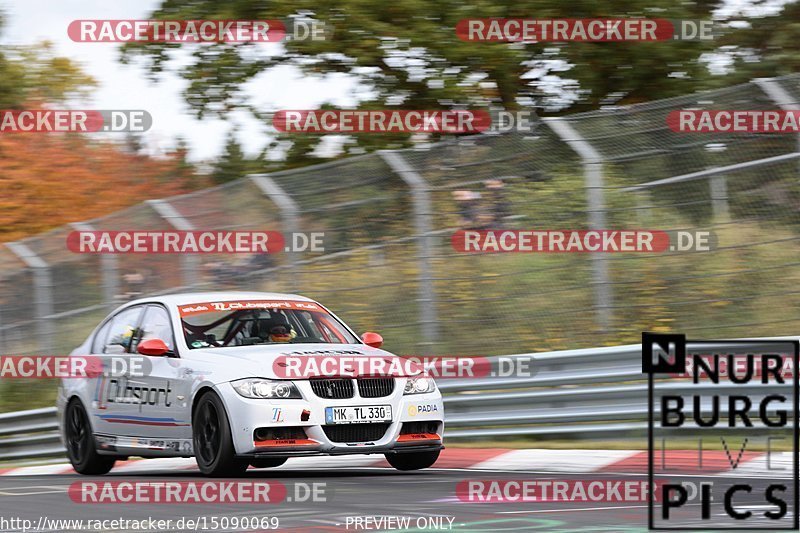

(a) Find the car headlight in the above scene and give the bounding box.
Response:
[404,375,436,395]
[231,378,302,399]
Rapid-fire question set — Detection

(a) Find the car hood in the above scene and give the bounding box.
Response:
[185,343,420,381]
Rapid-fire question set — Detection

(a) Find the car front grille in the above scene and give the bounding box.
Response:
[309,378,394,398]
[357,377,394,398]
[310,378,354,399]
[322,423,391,443]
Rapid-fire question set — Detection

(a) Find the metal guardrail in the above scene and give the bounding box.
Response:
[442,338,797,438]
[0,338,794,461]
[0,407,61,461]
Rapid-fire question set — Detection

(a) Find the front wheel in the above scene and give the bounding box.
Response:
[385,449,440,471]
[65,399,116,475]
[193,392,248,477]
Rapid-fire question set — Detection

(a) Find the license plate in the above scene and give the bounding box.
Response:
[325,405,392,424]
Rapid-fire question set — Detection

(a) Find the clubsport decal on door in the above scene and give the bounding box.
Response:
[96,376,174,411]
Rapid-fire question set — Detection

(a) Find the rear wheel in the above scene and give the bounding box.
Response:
[250,457,288,469]
[193,392,248,477]
[65,399,116,475]
[385,449,440,471]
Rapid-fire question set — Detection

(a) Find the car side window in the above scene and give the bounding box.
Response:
[104,306,144,354]
[91,319,113,354]
[133,305,175,353]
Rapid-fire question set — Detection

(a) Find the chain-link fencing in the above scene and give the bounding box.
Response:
[3,75,800,367]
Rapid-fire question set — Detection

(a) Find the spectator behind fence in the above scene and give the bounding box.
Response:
[485,178,511,227]
[121,270,145,300]
[453,190,482,228]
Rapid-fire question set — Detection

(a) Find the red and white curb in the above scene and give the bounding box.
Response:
[0,449,788,477]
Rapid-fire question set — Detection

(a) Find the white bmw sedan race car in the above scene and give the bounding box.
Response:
[57,292,444,476]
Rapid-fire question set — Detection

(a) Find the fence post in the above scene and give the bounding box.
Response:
[146,199,199,290]
[709,175,730,221]
[71,222,119,308]
[545,118,612,330]
[5,242,54,353]
[753,78,800,160]
[379,150,439,347]
[250,174,301,292]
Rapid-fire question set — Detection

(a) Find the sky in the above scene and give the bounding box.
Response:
[0,0,359,161]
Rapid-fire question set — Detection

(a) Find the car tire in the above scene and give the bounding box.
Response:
[385,449,440,471]
[192,391,248,477]
[249,457,288,469]
[65,399,116,475]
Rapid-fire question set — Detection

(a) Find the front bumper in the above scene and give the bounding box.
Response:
[216,380,444,456]
[238,443,444,459]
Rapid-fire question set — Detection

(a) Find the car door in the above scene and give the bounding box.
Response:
[92,305,145,437]
[126,304,193,451]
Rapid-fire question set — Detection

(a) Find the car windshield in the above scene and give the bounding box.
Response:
[178,300,360,349]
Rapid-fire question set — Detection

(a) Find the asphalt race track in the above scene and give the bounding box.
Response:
[0,466,787,533]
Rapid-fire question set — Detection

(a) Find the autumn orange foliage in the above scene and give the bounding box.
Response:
[0,133,202,242]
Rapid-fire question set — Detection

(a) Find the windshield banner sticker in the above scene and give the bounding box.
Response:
[178,300,322,317]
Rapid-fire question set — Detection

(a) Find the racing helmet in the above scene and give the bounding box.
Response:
[267,323,296,343]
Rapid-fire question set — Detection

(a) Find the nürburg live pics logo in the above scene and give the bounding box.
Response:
[643,332,799,530]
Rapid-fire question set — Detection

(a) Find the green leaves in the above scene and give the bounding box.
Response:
[0,41,97,108]
[120,0,739,164]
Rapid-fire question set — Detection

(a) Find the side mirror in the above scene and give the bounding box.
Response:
[138,338,170,356]
[361,332,383,349]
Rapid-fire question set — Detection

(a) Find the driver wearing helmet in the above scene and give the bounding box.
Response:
[267,322,296,343]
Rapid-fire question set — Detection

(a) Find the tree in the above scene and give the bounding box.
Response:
[0,134,203,241]
[10,41,97,104]
[706,2,800,84]
[0,27,205,241]
[0,40,96,108]
[122,0,725,164]
[211,129,250,184]
[171,136,199,188]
